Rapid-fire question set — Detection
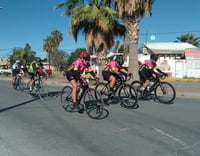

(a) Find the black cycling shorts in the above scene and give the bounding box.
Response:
[139,68,154,82]
[66,71,81,82]
[28,73,35,80]
[12,69,20,77]
[102,71,120,81]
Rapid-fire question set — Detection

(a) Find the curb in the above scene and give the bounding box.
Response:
[166,78,200,83]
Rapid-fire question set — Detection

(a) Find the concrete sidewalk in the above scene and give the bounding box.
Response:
[1,76,200,99]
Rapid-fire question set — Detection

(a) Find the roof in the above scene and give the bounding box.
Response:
[143,42,198,55]
[144,42,197,51]
[106,53,123,58]
[91,53,123,58]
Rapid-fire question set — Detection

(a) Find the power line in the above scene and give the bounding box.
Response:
[140,30,200,36]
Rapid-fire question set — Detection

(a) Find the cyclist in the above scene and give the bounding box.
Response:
[66,52,98,110]
[28,57,45,92]
[102,56,132,96]
[12,60,24,85]
[139,54,167,91]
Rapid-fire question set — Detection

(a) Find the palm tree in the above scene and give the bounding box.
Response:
[43,36,56,69]
[104,0,154,80]
[175,33,200,47]
[55,0,125,79]
[43,30,63,69]
[51,30,63,48]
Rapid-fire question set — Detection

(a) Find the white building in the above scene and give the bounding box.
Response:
[141,42,200,78]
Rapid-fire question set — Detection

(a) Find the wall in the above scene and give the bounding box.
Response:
[186,58,200,78]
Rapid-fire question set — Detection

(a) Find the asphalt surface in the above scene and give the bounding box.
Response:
[0,75,200,99]
[0,79,200,156]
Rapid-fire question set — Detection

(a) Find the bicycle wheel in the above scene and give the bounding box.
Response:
[18,78,25,91]
[155,82,176,104]
[26,80,31,91]
[118,84,138,108]
[38,80,49,100]
[60,86,74,112]
[95,82,109,104]
[131,80,143,98]
[13,78,19,90]
[83,88,104,119]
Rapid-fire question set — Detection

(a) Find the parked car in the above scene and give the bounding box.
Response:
[0,67,12,75]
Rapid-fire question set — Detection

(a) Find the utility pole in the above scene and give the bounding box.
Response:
[145,30,148,43]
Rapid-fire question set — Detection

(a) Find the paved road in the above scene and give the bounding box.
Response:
[0,79,200,156]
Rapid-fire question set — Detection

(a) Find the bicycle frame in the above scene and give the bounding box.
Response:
[144,74,166,93]
[106,75,128,96]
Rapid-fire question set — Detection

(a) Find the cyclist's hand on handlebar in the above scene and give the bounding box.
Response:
[128,73,133,78]
[95,76,99,82]
[162,72,168,77]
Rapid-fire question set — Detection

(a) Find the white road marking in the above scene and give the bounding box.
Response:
[154,128,187,146]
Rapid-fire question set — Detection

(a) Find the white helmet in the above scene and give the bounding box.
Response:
[16,60,20,63]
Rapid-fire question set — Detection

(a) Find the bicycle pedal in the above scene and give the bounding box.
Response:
[78,107,84,114]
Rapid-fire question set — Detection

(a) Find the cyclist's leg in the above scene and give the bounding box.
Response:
[28,73,35,92]
[104,72,116,96]
[12,70,17,85]
[139,69,150,91]
[66,71,80,110]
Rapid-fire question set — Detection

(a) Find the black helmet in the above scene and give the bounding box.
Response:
[35,57,41,62]
[150,54,158,61]
[115,56,124,65]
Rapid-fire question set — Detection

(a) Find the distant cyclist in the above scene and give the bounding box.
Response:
[66,52,98,110]
[28,57,45,92]
[102,56,132,96]
[139,54,167,91]
[12,60,24,86]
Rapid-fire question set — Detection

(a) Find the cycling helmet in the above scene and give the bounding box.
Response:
[150,54,158,61]
[16,60,20,63]
[35,57,42,62]
[115,56,124,66]
[80,52,90,61]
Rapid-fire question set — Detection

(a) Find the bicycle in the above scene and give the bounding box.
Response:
[13,73,25,91]
[131,73,176,104]
[95,74,138,108]
[60,78,104,119]
[26,72,49,100]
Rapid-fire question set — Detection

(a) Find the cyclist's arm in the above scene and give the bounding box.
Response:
[120,68,130,75]
[32,63,37,73]
[155,67,167,76]
[19,69,25,76]
[110,68,120,75]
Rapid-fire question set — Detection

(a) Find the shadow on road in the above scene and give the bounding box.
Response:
[0,98,39,113]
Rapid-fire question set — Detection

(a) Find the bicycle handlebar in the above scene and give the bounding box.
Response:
[156,72,168,80]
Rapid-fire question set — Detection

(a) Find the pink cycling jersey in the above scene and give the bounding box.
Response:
[104,60,122,72]
[67,58,92,73]
[143,60,156,70]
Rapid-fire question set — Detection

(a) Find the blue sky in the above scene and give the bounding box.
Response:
[0,0,200,59]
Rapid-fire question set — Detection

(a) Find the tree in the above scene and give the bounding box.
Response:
[104,0,154,80]
[51,30,63,48]
[43,30,63,69]
[51,49,69,71]
[9,44,36,69]
[55,0,125,79]
[118,44,124,53]
[175,33,200,47]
